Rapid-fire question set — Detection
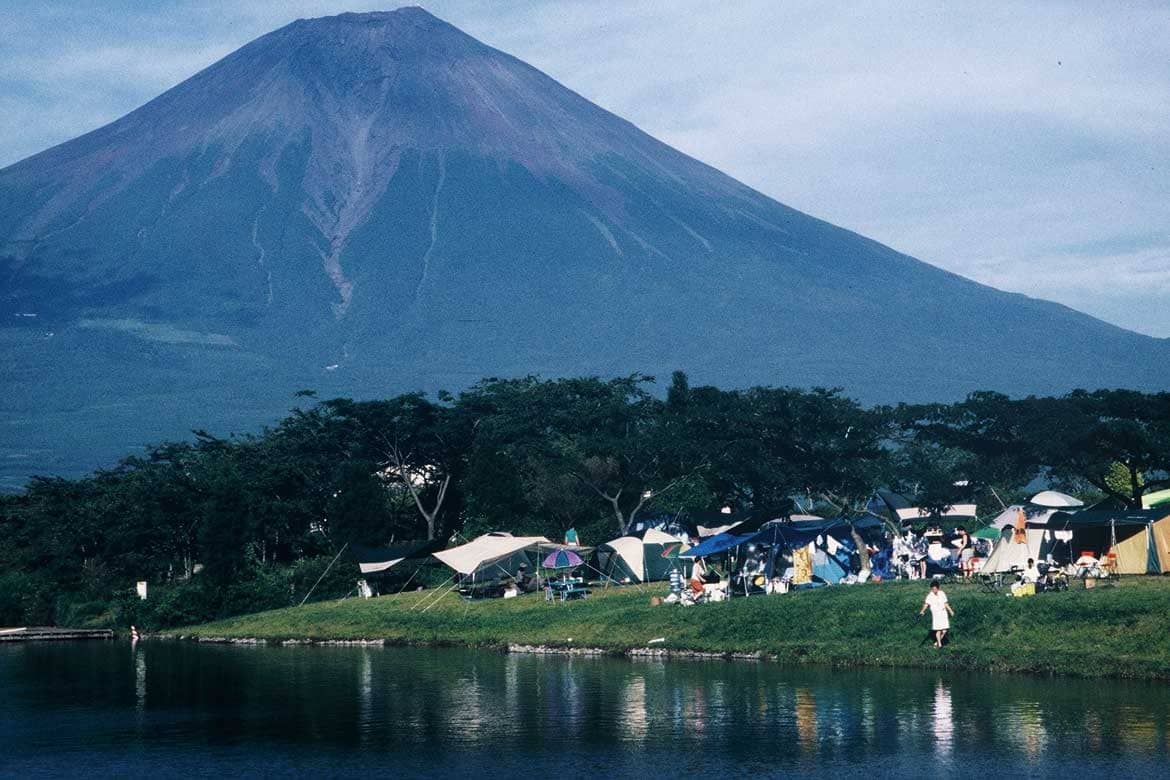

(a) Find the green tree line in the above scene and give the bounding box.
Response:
[2,373,1167,628]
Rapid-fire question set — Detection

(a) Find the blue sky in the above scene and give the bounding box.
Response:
[3,1,1169,337]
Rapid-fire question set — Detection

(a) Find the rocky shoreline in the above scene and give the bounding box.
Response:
[157,633,773,661]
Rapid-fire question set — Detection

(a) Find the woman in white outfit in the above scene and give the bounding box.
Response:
[919,581,955,648]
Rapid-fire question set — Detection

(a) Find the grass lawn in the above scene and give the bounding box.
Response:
[176,576,1170,679]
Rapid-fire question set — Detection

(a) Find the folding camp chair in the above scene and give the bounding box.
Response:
[978,571,1008,594]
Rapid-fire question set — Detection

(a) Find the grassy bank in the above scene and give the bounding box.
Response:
[177,576,1170,679]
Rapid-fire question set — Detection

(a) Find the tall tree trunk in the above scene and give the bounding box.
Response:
[608,493,628,536]
[850,525,871,571]
[386,445,450,540]
[1130,466,1143,510]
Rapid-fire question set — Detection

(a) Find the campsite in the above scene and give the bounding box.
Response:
[327,487,1170,607]
[5,380,1170,682]
[178,569,1170,680]
[162,488,1170,680]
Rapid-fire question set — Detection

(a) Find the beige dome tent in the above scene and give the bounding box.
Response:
[598,529,690,583]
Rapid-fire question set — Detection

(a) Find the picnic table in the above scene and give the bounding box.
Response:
[545,577,589,603]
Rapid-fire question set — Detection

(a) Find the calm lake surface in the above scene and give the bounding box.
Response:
[1,642,1168,778]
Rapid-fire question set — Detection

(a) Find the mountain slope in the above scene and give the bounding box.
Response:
[2,7,1167,487]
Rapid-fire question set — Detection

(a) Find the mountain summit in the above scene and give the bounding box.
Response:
[1,7,1167,485]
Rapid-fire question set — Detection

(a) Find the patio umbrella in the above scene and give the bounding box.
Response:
[542,549,584,569]
[659,541,690,559]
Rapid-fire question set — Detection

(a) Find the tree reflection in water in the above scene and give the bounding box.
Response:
[1,643,1168,776]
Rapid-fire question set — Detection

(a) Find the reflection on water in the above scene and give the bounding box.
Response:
[1,642,1168,777]
[134,647,146,714]
[621,674,648,742]
[932,679,953,760]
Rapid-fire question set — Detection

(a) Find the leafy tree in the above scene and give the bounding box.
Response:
[463,375,702,535]
[1039,390,1170,509]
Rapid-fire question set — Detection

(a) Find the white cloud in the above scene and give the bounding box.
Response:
[2,0,1169,336]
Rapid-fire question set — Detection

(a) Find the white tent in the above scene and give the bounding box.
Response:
[433,532,551,578]
[981,528,1045,573]
[895,504,978,523]
[1029,490,1084,509]
[601,536,648,582]
[643,528,686,546]
[697,522,740,538]
[599,529,689,583]
[988,504,1062,530]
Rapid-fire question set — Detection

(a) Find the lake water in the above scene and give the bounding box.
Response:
[1,642,1167,778]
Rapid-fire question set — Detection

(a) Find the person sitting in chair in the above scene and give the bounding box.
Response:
[516,564,534,593]
[690,558,708,598]
[1011,558,1041,595]
[1074,552,1099,577]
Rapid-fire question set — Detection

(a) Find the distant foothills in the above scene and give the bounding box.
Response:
[1,370,1167,631]
[3,8,1170,490]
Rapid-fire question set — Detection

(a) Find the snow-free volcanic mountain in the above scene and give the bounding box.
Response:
[2,7,1168,486]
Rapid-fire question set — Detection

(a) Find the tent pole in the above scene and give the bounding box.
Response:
[395,564,422,595]
[299,542,348,607]
[1147,525,1156,575]
[410,574,451,611]
[411,573,455,611]
[419,577,462,614]
[1111,519,1117,572]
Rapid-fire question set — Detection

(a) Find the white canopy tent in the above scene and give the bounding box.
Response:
[1029,490,1084,509]
[895,504,978,523]
[988,505,1061,530]
[987,492,1084,532]
[697,522,740,538]
[432,532,551,578]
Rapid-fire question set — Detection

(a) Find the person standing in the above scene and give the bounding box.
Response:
[564,527,579,546]
[919,581,955,648]
[954,526,973,578]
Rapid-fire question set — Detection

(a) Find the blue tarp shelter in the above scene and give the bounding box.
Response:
[684,517,884,584]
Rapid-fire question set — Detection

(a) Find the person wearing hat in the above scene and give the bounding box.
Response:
[919,581,955,648]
